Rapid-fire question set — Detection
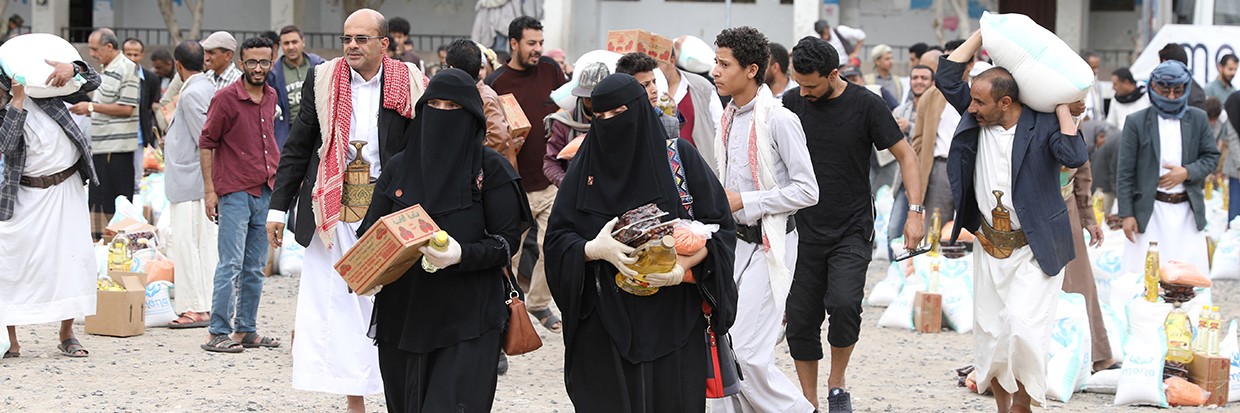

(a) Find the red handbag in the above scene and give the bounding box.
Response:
[704,301,741,398]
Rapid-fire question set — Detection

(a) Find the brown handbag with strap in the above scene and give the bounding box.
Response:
[501,266,542,355]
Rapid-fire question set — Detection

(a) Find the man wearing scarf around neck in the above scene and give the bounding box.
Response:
[1117,60,1219,277]
[265,8,426,413]
[1106,68,1150,132]
[707,27,819,413]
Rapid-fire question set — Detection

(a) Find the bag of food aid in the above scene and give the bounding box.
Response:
[1045,292,1093,402]
[144,281,177,327]
[0,33,85,98]
[1083,369,1120,394]
[978,12,1094,112]
[1210,218,1240,280]
[1222,320,1240,402]
[866,262,904,307]
[1114,299,1171,407]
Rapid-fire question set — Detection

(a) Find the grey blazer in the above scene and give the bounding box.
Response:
[1116,106,1220,232]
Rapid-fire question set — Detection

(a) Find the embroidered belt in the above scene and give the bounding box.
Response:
[976,218,1028,259]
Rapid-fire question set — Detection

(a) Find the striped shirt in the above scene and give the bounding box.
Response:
[209,66,242,90]
[90,56,141,154]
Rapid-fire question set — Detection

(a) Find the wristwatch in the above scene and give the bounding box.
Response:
[908,204,926,214]
[87,102,94,113]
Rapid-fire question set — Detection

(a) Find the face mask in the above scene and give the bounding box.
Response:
[1148,84,1189,119]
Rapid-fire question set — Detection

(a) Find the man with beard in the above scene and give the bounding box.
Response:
[1107,68,1150,131]
[266,9,427,412]
[864,44,904,104]
[269,25,325,149]
[198,37,282,356]
[941,31,1087,413]
[485,15,567,341]
[783,36,925,412]
[765,42,797,99]
[888,64,935,256]
[1206,54,1237,102]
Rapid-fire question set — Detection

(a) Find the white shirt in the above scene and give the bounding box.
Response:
[348,66,383,179]
[721,97,819,226]
[825,25,866,59]
[935,103,962,159]
[975,124,1022,229]
[1106,96,1152,132]
[1157,116,1186,193]
[673,69,725,133]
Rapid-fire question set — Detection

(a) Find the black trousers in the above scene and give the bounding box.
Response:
[377,329,503,413]
[87,152,136,213]
[785,231,871,360]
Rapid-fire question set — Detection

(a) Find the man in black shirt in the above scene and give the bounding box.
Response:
[782,36,926,413]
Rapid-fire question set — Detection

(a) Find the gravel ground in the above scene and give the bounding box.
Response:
[2,259,1236,412]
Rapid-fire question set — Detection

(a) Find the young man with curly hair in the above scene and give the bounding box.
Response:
[708,26,820,413]
[783,36,926,412]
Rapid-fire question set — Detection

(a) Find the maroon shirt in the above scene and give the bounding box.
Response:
[199,80,280,197]
[485,56,566,192]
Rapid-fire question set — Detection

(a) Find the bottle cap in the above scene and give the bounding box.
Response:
[659,235,675,248]
[1211,306,1219,311]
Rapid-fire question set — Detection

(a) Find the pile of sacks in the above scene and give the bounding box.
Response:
[95,196,177,328]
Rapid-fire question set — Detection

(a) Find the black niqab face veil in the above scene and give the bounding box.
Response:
[574,73,678,218]
[391,68,487,216]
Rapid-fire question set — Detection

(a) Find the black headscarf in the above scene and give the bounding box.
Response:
[389,68,486,216]
[573,73,680,217]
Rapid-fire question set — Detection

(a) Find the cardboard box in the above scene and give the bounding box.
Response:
[1187,352,1230,406]
[913,291,942,333]
[497,94,531,138]
[334,204,440,295]
[606,29,675,65]
[85,272,146,337]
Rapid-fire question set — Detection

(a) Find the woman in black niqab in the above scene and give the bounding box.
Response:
[544,73,738,411]
[357,68,532,413]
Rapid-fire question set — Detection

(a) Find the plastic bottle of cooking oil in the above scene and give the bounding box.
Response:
[1165,304,1194,363]
[1193,305,1211,353]
[421,231,450,273]
[616,235,677,296]
[1143,242,1160,302]
[1207,306,1222,356]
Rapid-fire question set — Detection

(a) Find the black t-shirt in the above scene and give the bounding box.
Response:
[783,82,903,244]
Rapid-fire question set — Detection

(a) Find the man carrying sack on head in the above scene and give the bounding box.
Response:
[939,31,1088,413]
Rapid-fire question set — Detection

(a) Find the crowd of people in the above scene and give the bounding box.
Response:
[0,6,1236,413]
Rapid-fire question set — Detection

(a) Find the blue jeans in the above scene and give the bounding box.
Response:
[209,187,271,336]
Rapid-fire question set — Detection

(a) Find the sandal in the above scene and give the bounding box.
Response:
[200,334,244,353]
[3,350,18,358]
[168,312,210,329]
[528,308,562,333]
[57,338,88,358]
[238,332,281,348]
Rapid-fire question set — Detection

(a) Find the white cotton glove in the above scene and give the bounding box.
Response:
[419,234,463,270]
[584,218,638,277]
[358,284,382,297]
[644,265,687,288]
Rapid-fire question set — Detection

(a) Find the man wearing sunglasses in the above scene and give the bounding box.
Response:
[267,8,427,413]
[1116,59,1219,279]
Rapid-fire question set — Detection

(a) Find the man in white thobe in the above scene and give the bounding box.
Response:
[708,28,819,413]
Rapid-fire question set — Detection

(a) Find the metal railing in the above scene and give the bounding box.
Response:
[58,26,465,53]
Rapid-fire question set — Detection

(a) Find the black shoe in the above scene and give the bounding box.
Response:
[827,387,853,413]
[497,352,509,376]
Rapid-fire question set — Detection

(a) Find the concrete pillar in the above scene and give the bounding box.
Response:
[32,0,69,36]
[271,0,305,31]
[1055,0,1089,52]
[793,0,818,44]
[543,0,572,54]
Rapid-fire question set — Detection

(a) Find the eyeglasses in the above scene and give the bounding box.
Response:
[339,35,382,45]
[1152,83,1186,98]
[242,59,273,69]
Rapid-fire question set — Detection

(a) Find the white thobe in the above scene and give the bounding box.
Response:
[288,66,384,396]
[0,98,96,325]
[1120,117,1210,276]
[710,97,818,413]
[971,124,1064,407]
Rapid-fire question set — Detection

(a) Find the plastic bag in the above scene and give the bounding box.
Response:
[1223,320,1239,402]
[1164,376,1210,406]
[907,254,974,333]
[1100,303,1128,362]
[677,35,715,74]
[1114,298,1171,407]
[877,271,926,330]
[942,220,976,243]
[0,33,85,98]
[866,262,904,307]
[1159,260,1211,287]
[144,281,177,327]
[672,220,718,256]
[1046,292,1092,402]
[1210,217,1240,280]
[979,12,1094,112]
[557,135,584,160]
[278,230,306,277]
[1083,369,1120,394]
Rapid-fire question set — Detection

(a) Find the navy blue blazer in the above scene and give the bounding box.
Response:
[938,57,1089,276]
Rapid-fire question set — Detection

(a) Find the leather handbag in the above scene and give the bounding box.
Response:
[703,301,741,398]
[502,266,542,356]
